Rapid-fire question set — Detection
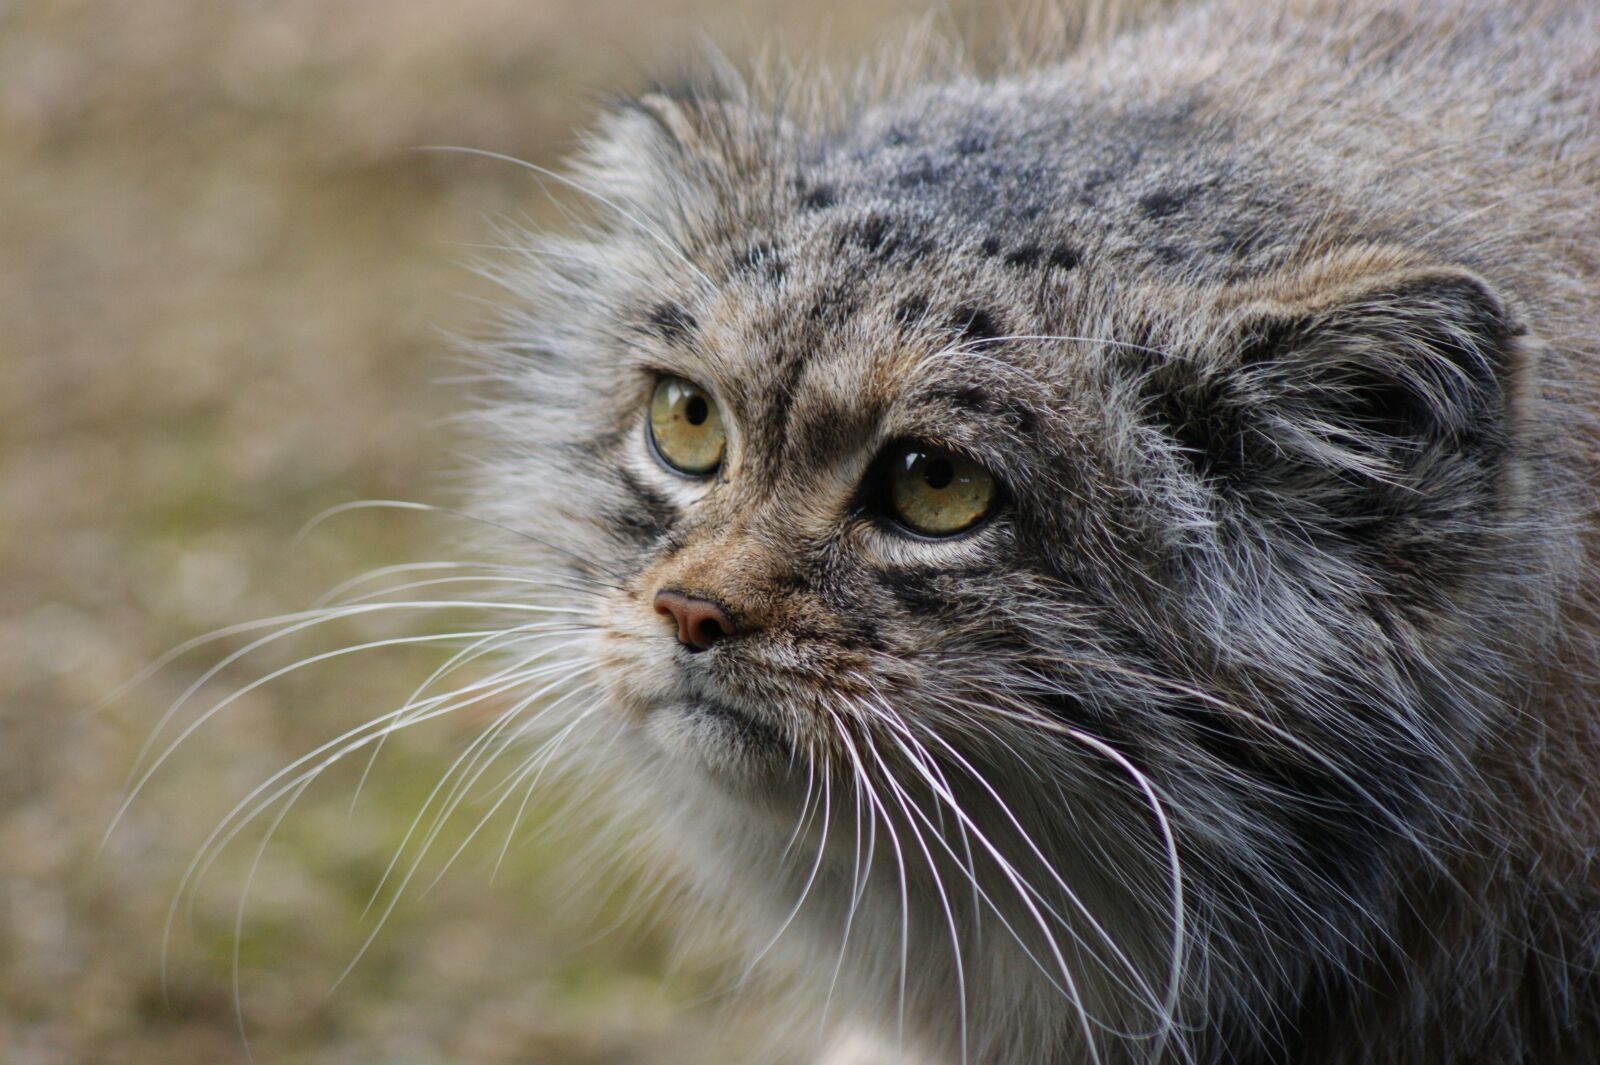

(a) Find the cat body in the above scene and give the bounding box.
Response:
[476,1,1600,1062]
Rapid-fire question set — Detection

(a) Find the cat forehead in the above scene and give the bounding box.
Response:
[646,243,1080,464]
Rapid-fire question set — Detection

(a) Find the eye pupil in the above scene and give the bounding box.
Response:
[923,457,954,490]
[685,395,709,426]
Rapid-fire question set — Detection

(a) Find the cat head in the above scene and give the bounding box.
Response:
[472,86,1557,1055]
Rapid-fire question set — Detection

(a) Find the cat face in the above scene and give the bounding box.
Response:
[475,89,1540,1058]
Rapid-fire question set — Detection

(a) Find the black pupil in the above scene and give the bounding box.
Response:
[923,456,955,490]
[685,394,708,426]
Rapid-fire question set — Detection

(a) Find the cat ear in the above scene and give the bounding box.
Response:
[1154,250,1531,580]
[626,90,741,157]
[578,82,765,225]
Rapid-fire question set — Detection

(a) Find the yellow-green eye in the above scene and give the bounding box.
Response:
[649,375,726,475]
[878,443,998,537]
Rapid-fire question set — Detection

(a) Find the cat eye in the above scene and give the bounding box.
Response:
[648,375,726,475]
[872,442,998,537]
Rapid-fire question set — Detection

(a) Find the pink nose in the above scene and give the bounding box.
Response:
[653,590,737,652]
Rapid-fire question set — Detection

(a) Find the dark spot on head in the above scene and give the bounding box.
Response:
[894,295,929,326]
[1210,229,1259,260]
[1048,244,1081,271]
[851,215,889,253]
[799,183,838,210]
[1003,245,1042,268]
[953,133,989,156]
[980,236,1002,257]
[732,242,785,280]
[939,385,989,410]
[1159,245,1189,266]
[952,306,1002,344]
[808,283,859,324]
[929,383,1038,434]
[884,124,916,146]
[896,156,944,189]
[1082,169,1115,195]
[1139,188,1190,219]
[646,301,696,344]
[840,214,931,261]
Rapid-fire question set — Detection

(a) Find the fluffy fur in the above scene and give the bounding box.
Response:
[468,1,1600,1062]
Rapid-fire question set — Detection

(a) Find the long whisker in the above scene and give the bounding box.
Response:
[294,499,629,584]
[347,620,584,814]
[827,709,914,1048]
[818,752,867,1036]
[112,620,573,847]
[490,686,609,880]
[906,693,1172,1017]
[860,694,1109,1062]
[119,596,595,807]
[738,743,831,983]
[357,651,593,914]
[186,651,583,905]
[314,560,618,607]
[327,573,610,608]
[415,145,720,294]
[424,682,603,894]
[846,701,971,1065]
[333,664,596,990]
[160,651,574,992]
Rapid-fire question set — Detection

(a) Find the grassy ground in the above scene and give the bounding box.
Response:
[0,2,974,1062]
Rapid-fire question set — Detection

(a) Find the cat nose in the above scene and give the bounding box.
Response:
[653,590,738,652]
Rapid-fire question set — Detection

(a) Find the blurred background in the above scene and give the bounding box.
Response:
[0,1,992,1062]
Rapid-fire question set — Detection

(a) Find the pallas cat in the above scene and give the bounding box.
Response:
[151,0,1600,1063]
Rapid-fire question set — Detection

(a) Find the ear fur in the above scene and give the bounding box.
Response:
[576,81,774,228]
[1152,248,1532,589]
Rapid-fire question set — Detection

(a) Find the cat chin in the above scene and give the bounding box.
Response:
[640,695,797,791]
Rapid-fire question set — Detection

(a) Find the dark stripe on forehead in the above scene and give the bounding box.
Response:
[756,353,809,475]
[646,301,698,344]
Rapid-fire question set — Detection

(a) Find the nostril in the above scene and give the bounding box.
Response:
[690,612,728,648]
[653,590,738,652]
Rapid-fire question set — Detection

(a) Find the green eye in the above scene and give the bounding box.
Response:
[648,376,726,475]
[878,443,998,537]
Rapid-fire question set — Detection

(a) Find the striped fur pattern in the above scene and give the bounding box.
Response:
[470,1,1600,1061]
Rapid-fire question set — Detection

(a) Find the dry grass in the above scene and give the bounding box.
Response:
[0,2,975,1062]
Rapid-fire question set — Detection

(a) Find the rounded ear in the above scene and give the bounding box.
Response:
[1233,259,1523,467]
[625,90,739,157]
[1146,250,1532,589]
[576,80,772,230]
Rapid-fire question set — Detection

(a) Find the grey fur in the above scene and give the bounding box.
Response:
[469,1,1600,1062]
